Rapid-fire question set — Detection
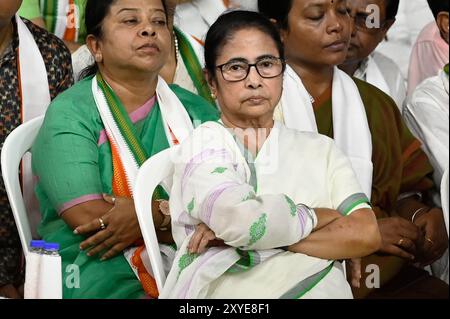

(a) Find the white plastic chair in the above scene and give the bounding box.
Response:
[133,148,175,293]
[441,167,449,237]
[1,116,44,256]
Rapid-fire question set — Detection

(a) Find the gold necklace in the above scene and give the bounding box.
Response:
[173,31,180,63]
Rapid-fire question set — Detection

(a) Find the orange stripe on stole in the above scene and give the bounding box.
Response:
[401,140,422,164]
[191,35,204,47]
[168,126,180,145]
[132,246,160,298]
[109,140,158,297]
[63,0,76,42]
[110,141,132,198]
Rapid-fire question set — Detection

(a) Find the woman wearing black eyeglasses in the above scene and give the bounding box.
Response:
[160,10,381,299]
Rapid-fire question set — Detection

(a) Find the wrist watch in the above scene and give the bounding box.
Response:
[297,203,317,228]
[158,200,171,230]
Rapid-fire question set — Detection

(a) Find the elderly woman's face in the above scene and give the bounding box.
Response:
[210,28,283,122]
[96,0,170,74]
[283,0,351,68]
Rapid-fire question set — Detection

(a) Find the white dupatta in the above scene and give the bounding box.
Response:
[16,15,51,238]
[91,74,194,281]
[91,75,193,191]
[281,65,373,199]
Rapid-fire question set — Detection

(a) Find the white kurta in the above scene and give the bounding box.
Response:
[161,121,371,299]
[403,69,449,284]
[376,0,434,78]
[71,44,93,81]
[403,69,449,188]
[354,52,407,112]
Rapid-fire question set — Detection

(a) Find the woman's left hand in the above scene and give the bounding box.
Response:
[188,223,225,254]
[414,208,448,266]
[75,195,142,261]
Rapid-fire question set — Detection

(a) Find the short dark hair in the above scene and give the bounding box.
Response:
[80,0,169,79]
[258,0,293,30]
[427,0,449,19]
[385,0,400,21]
[204,10,285,79]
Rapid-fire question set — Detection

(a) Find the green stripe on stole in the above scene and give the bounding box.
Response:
[41,0,58,34]
[175,27,215,105]
[97,74,169,200]
[97,73,149,166]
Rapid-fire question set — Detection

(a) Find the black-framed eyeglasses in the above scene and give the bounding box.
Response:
[216,56,286,82]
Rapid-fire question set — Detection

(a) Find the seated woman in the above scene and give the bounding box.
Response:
[72,0,215,107]
[258,0,448,298]
[0,0,73,299]
[32,0,218,299]
[160,11,381,299]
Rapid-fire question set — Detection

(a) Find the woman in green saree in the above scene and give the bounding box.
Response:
[72,0,215,106]
[32,0,218,299]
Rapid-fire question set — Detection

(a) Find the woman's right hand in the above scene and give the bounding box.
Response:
[377,217,421,260]
[413,208,448,266]
[76,195,142,260]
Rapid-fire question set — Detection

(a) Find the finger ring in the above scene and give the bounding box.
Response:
[111,197,116,204]
[426,237,434,245]
[99,218,106,230]
[398,238,405,246]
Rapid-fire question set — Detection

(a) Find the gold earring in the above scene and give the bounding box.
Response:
[211,92,217,100]
[95,53,103,63]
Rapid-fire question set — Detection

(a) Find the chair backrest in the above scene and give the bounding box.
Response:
[133,147,175,292]
[1,116,44,256]
[441,167,449,236]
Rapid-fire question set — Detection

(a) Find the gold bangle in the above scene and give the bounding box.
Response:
[411,207,429,223]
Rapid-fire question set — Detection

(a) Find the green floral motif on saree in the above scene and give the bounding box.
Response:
[284,195,297,217]
[187,197,195,215]
[178,252,198,274]
[211,167,228,174]
[248,213,267,246]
